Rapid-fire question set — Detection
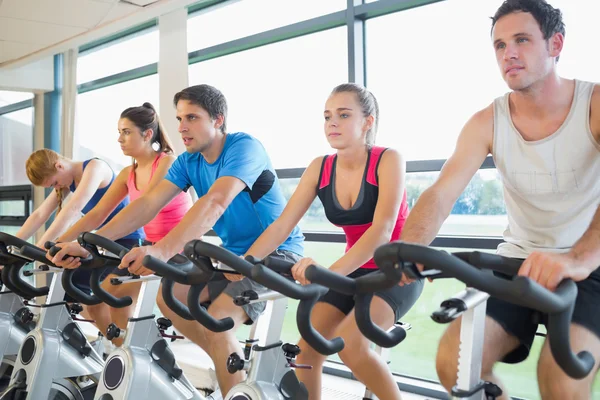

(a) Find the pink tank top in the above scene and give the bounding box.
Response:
[127,153,193,243]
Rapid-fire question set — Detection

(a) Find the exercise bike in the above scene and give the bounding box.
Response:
[372,241,595,400]
[0,233,43,389]
[142,239,310,400]
[249,255,413,400]
[0,238,104,400]
[48,232,208,400]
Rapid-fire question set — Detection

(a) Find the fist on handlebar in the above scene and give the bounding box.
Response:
[47,241,90,269]
[119,245,168,276]
[519,251,592,292]
[292,257,322,285]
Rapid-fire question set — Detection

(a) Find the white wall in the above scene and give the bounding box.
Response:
[0,57,54,92]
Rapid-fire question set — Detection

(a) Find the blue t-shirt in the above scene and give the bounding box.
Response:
[165,133,304,256]
[70,159,144,241]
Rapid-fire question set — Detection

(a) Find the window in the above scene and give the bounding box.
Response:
[0,226,20,236]
[279,178,343,233]
[408,169,507,237]
[187,0,346,52]
[366,0,506,161]
[278,168,507,237]
[0,108,34,186]
[189,28,348,169]
[74,75,159,171]
[0,91,33,108]
[366,0,600,162]
[77,28,159,84]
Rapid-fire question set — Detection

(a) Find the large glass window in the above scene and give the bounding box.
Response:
[366,0,600,162]
[77,28,159,84]
[0,108,34,186]
[366,0,505,162]
[74,75,159,172]
[189,28,348,169]
[279,168,507,237]
[187,0,346,52]
[0,91,33,108]
[408,169,507,237]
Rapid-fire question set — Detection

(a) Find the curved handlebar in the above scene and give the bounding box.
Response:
[185,240,252,277]
[187,282,234,332]
[373,241,594,379]
[142,254,213,285]
[161,278,194,321]
[44,240,102,304]
[0,233,51,297]
[48,234,127,307]
[355,292,407,347]
[306,265,408,348]
[251,263,344,355]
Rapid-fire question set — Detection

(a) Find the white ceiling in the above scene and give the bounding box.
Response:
[0,0,161,65]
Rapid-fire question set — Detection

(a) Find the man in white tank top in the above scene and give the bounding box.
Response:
[398,1,600,399]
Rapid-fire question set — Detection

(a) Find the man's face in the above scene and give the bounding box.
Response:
[176,100,222,153]
[492,12,561,91]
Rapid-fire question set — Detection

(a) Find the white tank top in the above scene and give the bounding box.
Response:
[492,80,600,259]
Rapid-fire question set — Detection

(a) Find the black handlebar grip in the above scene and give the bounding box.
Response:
[48,245,63,258]
[61,269,102,305]
[89,268,132,308]
[188,240,253,277]
[305,265,356,296]
[262,255,296,275]
[5,257,49,298]
[355,292,407,347]
[251,264,326,300]
[44,241,56,250]
[468,251,523,276]
[546,295,595,379]
[355,270,398,293]
[187,283,234,332]
[78,232,129,258]
[161,278,194,320]
[143,255,189,283]
[296,294,344,355]
[1,263,37,299]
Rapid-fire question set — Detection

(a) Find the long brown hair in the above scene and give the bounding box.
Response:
[25,149,66,214]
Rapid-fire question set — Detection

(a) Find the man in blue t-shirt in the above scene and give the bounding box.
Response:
[63,84,304,394]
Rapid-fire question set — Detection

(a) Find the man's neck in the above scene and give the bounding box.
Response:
[511,75,573,119]
[201,133,228,164]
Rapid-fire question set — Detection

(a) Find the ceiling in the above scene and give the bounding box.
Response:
[0,0,161,65]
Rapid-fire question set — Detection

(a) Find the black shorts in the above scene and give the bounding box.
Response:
[64,238,143,303]
[486,265,600,364]
[318,268,424,322]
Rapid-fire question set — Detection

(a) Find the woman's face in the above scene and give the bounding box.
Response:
[323,91,371,149]
[117,118,150,157]
[40,163,72,190]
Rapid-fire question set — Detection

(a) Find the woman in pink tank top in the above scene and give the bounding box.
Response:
[127,151,191,243]
[246,84,422,400]
[50,102,192,346]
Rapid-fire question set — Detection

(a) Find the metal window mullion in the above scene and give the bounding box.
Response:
[77,63,158,94]
[347,0,366,85]
[0,99,34,116]
[275,156,496,178]
[187,10,347,65]
[354,0,447,20]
